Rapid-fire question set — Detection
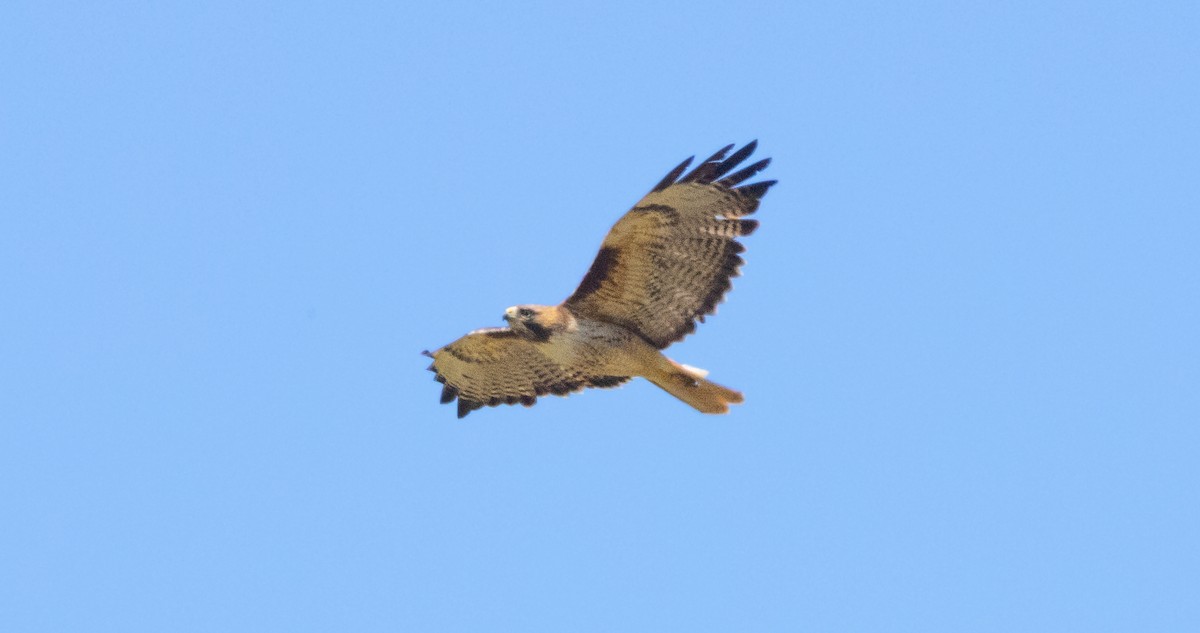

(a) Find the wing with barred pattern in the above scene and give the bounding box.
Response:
[423,329,629,418]
[563,141,775,348]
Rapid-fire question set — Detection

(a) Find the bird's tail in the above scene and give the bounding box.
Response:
[646,359,744,414]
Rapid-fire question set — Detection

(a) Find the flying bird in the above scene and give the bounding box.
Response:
[423,141,775,418]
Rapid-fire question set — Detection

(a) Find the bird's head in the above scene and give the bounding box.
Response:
[503,304,559,342]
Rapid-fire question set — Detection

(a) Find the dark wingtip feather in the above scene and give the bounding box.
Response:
[457,399,481,418]
[651,156,694,193]
[720,158,771,187]
[681,143,736,184]
[704,143,736,163]
[737,179,777,200]
[440,384,458,404]
[420,350,434,358]
[740,219,760,236]
[711,141,758,182]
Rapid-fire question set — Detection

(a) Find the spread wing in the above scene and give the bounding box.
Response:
[563,141,775,348]
[423,329,630,418]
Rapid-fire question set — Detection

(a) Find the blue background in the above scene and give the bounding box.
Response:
[3,1,1197,630]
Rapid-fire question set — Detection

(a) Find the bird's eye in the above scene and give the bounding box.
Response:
[518,308,533,318]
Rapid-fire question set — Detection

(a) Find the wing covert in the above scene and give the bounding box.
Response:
[423,329,629,418]
[563,141,775,348]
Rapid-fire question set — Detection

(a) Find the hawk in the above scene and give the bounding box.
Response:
[423,141,775,418]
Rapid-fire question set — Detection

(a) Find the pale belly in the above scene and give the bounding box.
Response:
[537,318,655,376]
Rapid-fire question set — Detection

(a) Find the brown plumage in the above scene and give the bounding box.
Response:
[424,142,776,418]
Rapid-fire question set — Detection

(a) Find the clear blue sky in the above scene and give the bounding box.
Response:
[2,1,1197,631]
